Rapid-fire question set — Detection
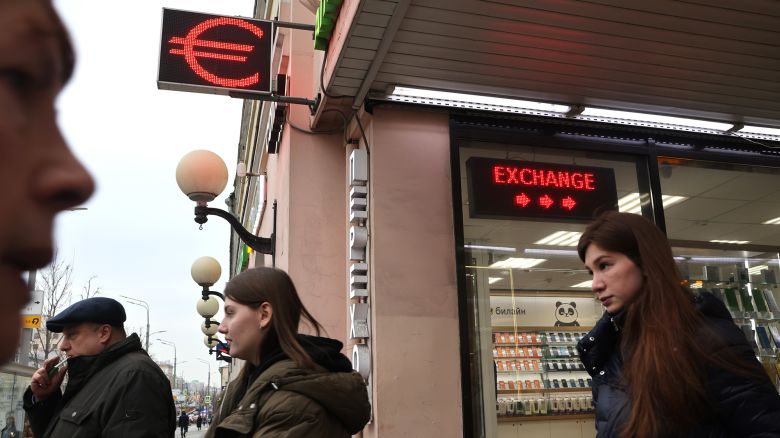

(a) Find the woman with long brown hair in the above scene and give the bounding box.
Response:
[576,211,780,437]
[206,267,370,438]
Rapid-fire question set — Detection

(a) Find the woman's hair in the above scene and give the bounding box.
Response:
[577,211,709,437]
[224,267,324,371]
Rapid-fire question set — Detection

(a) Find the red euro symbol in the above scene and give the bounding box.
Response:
[169,17,263,88]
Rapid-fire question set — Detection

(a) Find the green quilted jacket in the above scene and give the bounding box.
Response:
[206,339,370,438]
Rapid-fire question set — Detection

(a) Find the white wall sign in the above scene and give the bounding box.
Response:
[490,295,601,327]
[22,290,44,316]
[347,147,371,390]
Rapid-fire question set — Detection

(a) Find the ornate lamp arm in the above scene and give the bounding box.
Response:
[194,205,275,255]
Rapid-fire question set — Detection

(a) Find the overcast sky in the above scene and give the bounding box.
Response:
[50,0,256,388]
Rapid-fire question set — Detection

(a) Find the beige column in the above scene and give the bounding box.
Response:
[364,107,463,437]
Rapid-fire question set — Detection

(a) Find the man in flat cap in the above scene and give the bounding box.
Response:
[22,297,176,438]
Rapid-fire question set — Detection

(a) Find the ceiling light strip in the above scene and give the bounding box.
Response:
[464,244,517,252]
[534,231,569,245]
[387,86,571,115]
[737,125,780,140]
[489,257,547,269]
[385,86,780,140]
[747,265,768,276]
[709,239,750,245]
[571,280,592,288]
[579,107,733,132]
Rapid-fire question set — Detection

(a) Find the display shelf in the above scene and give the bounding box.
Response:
[490,288,602,424]
[497,387,591,395]
[494,342,544,346]
[688,280,779,287]
[493,325,593,417]
[498,414,594,422]
[680,261,780,387]
[492,326,593,331]
[496,389,544,395]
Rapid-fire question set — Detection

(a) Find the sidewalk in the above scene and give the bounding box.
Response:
[179,427,208,438]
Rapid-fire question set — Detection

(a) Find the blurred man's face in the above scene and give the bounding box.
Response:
[59,323,110,358]
[0,0,94,364]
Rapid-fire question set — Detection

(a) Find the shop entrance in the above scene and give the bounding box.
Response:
[457,142,646,438]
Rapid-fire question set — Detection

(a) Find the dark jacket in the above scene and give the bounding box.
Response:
[23,334,176,438]
[178,413,189,428]
[577,292,780,437]
[0,425,18,438]
[206,335,370,438]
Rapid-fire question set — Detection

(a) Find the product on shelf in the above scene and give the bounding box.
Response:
[769,325,780,347]
[722,288,741,312]
[738,288,756,312]
[752,288,770,313]
[762,269,777,285]
[764,290,780,314]
[733,265,749,284]
[756,325,773,349]
[703,265,721,281]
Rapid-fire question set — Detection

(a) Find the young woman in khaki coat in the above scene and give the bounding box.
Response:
[206,267,370,438]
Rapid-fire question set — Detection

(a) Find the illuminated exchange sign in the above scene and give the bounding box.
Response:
[157,8,273,96]
[466,157,618,221]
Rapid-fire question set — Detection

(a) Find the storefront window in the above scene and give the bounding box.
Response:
[0,366,32,438]
[458,142,646,438]
[659,158,780,388]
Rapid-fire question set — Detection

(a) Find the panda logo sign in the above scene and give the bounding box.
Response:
[554,301,580,326]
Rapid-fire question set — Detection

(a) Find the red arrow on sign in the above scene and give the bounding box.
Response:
[514,193,531,207]
[561,196,577,210]
[539,195,554,209]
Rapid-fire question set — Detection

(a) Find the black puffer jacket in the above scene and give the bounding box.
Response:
[23,334,176,438]
[577,292,780,437]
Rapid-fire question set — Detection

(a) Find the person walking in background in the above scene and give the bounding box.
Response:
[206,267,370,437]
[177,412,188,438]
[1,415,18,438]
[196,415,202,431]
[0,0,94,367]
[23,297,176,437]
[576,211,780,437]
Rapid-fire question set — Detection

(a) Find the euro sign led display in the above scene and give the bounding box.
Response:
[158,8,273,96]
[466,157,618,222]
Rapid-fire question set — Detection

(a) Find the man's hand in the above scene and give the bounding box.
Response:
[30,356,67,401]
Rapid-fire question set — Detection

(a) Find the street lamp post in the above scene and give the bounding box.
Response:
[176,150,276,264]
[196,358,211,396]
[121,295,150,351]
[196,358,211,418]
[192,256,232,363]
[149,330,167,339]
[158,339,177,390]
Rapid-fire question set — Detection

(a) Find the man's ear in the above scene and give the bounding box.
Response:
[98,324,113,344]
[258,302,273,329]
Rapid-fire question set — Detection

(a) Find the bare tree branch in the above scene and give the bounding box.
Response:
[33,253,73,367]
[80,275,102,300]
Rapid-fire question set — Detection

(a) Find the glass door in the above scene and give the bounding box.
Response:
[457,141,647,438]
